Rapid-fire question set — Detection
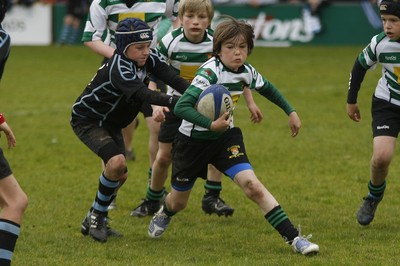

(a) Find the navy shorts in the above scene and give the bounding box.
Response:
[170,127,252,191]
[0,148,12,179]
[70,119,125,164]
[371,96,400,138]
[158,110,181,143]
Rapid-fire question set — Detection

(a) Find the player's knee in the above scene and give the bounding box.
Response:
[372,154,392,170]
[169,199,187,212]
[15,191,28,214]
[106,154,127,179]
[243,179,264,201]
[4,189,28,215]
[156,154,171,168]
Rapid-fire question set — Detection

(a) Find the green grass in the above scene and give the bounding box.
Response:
[2,45,400,265]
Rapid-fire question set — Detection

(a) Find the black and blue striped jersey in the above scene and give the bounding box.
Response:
[71,48,189,128]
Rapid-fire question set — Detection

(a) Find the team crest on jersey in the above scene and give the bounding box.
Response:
[227,145,244,159]
[199,69,213,81]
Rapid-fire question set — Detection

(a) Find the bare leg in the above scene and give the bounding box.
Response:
[165,188,192,213]
[370,136,396,186]
[151,142,172,191]
[0,175,28,224]
[233,169,278,214]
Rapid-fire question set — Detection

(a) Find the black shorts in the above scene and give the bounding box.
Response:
[158,111,181,143]
[171,127,252,191]
[371,95,400,138]
[0,148,12,179]
[70,119,125,164]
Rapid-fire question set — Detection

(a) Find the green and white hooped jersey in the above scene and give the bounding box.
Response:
[359,32,400,106]
[82,0,179,48]
[178,57,268,138]
[157,27,213,97]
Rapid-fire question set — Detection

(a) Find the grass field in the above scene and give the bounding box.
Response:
[2,45,400,265]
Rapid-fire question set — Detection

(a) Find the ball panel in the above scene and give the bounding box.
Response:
[196,84,233,121]
[196,93,216,120]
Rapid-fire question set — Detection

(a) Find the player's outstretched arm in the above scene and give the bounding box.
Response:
[84,40,115,59]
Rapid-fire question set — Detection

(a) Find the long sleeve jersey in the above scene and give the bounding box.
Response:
[348,32,400,106]
[174,56,295,140]
[82,0,179,48]
[72,48,189,128]
[157,27,214,96]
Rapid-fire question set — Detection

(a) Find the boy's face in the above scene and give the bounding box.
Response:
[181,9,210,43]
[381,14,400,40]
[125,42,151,66]
[218,36,248,72]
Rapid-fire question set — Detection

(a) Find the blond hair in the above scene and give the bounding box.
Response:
[178,0,214,22]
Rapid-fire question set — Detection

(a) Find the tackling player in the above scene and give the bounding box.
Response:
[82,0,180,210]
[71,18,189,243]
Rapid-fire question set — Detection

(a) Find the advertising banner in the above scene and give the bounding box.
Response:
[3,4,52,46]
[212,3,382,46]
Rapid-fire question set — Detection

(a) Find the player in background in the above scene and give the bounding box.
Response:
[82,0,180,210]
[347,0,400,226]
[0,0,29,264]
[56,0,90,45]
[71,18,189,242]
[130,0,263,217]
[148,17,319,256]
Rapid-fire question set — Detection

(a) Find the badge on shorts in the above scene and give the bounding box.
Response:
[227,145,244,159]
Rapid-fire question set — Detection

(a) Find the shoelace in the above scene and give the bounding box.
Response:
[297,224,313,240]
[286,224,313,245]
[154,211,167,220]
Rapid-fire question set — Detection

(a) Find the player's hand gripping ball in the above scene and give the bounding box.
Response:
[195,84,234,121]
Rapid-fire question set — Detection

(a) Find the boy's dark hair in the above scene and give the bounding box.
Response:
[212,16,254,56]
[380,0,400,18]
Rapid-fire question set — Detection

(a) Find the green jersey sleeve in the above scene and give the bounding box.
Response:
[257,79,295,115]
[174,86,213,129]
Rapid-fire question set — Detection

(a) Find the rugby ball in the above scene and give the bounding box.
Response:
[195,84,233,121]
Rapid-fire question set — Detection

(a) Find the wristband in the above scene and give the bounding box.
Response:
[0,113,4,125]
